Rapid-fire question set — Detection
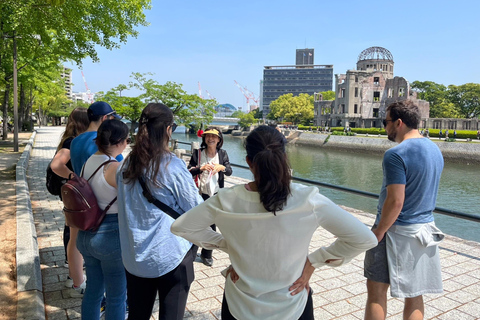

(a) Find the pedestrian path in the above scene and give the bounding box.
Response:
[27,127,480,319]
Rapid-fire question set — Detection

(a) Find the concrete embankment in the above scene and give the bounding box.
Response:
[291,132,480,163]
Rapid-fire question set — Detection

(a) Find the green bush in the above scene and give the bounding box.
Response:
[350,128,386,135]
[331,131,346,136]
[419,129,477,139]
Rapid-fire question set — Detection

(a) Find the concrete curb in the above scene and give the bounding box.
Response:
[15,130,45,320]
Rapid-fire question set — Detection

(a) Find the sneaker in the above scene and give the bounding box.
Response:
[64,276,73,288]
[70,278,86,298]
[65,275,86,288]
[64,261,69,268]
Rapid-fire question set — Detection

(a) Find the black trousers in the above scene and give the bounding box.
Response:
[221,289,314,320]
[126,245,197,320]
[200,193,216,259]
[63,225,70,262]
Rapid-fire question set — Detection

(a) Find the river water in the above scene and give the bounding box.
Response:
[173,129,480,242]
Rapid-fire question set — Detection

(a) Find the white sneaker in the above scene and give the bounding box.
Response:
[65,275,86,288]
[64,276,73,288]
[70,278,86,298]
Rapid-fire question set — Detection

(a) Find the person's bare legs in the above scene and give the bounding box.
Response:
[404,296,424,320]
[67,227,84,286]
[365,279,389,320]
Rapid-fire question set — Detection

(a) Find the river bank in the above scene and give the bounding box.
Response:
[289,131,480,164]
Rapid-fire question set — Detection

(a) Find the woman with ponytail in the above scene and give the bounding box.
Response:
[172,125,377,320]
[77,119,129,319]
[117,103,203,320]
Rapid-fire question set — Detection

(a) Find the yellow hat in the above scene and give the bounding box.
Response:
[202,129,220,137]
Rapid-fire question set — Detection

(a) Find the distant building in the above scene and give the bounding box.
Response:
[215,103,237,117]
[314,46,429,128]
[72,92,92,105]
[296,48,314,66]
[262,48,333,118]
[61,67,73,101]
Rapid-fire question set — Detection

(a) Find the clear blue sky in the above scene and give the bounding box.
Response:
[66,0,480,110]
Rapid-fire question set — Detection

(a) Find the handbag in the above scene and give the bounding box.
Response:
[46,161,67,196]
[61,160,117,231]
[138,176,180,220]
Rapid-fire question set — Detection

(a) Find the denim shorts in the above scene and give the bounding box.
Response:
[364,226,390,284]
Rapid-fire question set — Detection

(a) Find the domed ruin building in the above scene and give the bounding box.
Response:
[314,46,429,128]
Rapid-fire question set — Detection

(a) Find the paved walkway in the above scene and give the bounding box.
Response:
[26,127,480,319]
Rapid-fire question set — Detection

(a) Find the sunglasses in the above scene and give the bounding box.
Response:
[171,123,177,133]
[382,119,395,127]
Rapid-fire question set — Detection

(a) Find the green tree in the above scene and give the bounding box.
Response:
[269,93,314,124]
[1,0,151,137]
[249,108,262,119]
[319,90,335,101]
[238,112,255,129]
[447,83,480,119]
[230,110,245,118]
[411,81,458,118]
[129,72,216,128]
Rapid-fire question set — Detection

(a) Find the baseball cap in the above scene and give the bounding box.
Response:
[88,101,121,119]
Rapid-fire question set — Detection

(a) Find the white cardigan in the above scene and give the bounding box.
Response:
[171,183,377,320]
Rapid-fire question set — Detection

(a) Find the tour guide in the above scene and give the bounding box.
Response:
[364,100,445,320]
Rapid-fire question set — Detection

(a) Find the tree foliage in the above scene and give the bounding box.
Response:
[268,93,314,124]
[447,83,480,119]
[319,90,335,101]
[0,0,151,137]
[129,72,216,127]
[237,112,255,129]
[411,81,480,118]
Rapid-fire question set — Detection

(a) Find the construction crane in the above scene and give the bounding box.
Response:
[234,80,258,111]
[205,90,216,101]
[198,82,203,99]
[81,71,94,103]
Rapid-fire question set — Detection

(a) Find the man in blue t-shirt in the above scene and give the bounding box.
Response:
[364,100,444,320]
[70,101,123,175]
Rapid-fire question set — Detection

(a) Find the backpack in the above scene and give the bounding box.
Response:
[46,161,67,196]
[61,160,117,231]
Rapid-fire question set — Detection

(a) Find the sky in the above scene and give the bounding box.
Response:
[66,0,480,110]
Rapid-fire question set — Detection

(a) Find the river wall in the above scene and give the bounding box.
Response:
[291,132,480,163]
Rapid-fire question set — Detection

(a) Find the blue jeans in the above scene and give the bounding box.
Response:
[77,214,126,320]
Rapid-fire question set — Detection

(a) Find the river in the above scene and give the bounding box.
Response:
[173,129,480,242]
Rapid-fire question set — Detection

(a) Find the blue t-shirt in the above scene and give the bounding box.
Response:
[70,131,124,175]
[376,138,444,225]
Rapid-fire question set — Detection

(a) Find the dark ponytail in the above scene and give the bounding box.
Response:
[245,126,291,214]
[95,119,129,156]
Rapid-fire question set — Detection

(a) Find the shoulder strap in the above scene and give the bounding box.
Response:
[86,159,116,182]
[138,176,181,220]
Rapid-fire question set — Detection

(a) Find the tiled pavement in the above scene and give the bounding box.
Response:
[26,127,480,319]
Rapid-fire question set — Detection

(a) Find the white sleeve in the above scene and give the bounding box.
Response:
[171,194,228,253]
[308,196,378,268]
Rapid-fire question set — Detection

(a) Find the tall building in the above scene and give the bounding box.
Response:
[61,67,73,101]
[314,46,429,128]
[262,48,333,118]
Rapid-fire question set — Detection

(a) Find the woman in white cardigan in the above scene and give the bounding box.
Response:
[171,125,377,320]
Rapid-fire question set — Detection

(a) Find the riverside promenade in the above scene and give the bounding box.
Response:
[18,127,480,319]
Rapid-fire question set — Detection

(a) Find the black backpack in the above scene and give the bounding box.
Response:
[46,160,67,196]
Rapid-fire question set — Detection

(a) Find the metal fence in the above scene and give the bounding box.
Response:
[174,140,480,223]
